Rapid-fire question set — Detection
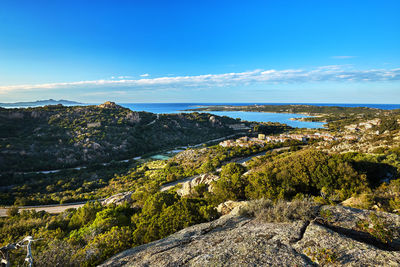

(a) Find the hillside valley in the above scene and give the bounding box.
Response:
[0,102,244,173]
[0,104,400,266]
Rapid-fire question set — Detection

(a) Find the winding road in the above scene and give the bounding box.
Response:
[0,142,288,217]
[0,202,87,217]
[160,146,289,192]
[6,134,240,177]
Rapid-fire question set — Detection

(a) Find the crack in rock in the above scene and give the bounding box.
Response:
[314,219,399,251]
[290,220,311,244]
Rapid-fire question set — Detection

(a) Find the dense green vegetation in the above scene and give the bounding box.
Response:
[0,161,134,205]
[0,193,216,266]
[0,103,241,173]
[0,140,291,206]
[206,150,365,204]
[2,104,400,266]
[161,141,294,183]
[252,121,293,134]
[0,117,295,206]
[207,148,400,208]
[1,144,400,266]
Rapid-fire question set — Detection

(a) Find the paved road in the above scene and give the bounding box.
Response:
[1,144,280,216]
[0,202,86,217]
[146,114,160,126]
[160,146,290,192]
[234,146,289,164]
[0,134,241,217]
[8,134,239,176]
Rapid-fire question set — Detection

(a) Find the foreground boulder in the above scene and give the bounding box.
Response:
[99,204,400,267]
[216,200,249,215]
[99,215,311,267]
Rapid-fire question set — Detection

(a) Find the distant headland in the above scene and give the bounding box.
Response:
[0,99,83,108]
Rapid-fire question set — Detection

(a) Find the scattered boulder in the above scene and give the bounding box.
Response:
[8,112,24,119]
[102,191,133,206]
[217,200,249,216]
[87,122,101,128]
[92,142,102,150]
[208,115,221,126]
[209,115,216,124]
[125,112,141,123]
[30,110,43,118]
[177,173,219,196]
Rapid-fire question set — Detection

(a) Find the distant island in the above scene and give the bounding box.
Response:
[0,99,83,108]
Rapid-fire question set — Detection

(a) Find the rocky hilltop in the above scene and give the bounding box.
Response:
[100,203,400,267]
[0,102,243,173]
[98,101,121,109]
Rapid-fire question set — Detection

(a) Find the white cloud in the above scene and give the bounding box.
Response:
[140,73,150,77]
[82,90,128,96]
[0,66,399,94]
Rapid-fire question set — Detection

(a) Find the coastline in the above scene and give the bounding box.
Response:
[184,106,328,126]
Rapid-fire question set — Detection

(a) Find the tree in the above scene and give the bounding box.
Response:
[6,206,19,217]
[68,201,102,229]
[211,163,247,203]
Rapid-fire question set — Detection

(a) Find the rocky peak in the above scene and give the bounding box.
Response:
[98,101,121,109]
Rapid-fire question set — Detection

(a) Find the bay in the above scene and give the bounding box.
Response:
[120,103,325,128]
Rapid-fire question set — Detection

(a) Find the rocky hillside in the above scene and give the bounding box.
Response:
[0,102,242,173]
[100,203,400,266]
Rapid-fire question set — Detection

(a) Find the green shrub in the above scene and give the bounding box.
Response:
[245,150,366,202]
[131,193,218,245]
[240,198,319,223]
[35,240,80,267]
[74,226,133,267]
[305,247,338,265]
[6,206,19,217]
[319,208,334,223]
[356,213,395,244]
[210,163,247,204]
[68,201,103,230]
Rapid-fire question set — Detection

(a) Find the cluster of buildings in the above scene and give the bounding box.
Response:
[219,136,265,148]
[219,131,359,148]
[258,132,336,142]
[344,118,381,132]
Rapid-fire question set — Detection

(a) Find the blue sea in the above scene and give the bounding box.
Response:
[119,103,400,129]
[5,102,399,129]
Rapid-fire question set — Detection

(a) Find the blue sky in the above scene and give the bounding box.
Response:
[0,0,399,103]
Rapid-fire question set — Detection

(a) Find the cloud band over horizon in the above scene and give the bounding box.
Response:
[1,66,399,94]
